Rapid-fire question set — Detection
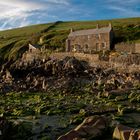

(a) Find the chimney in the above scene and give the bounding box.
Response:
[109,23,112,28]
[70,28,73,33]
[96,24,99,29]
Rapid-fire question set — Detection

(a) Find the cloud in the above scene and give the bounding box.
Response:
[0,0,69,30]
[106,0,140,16]
[0,0,139,30]
[108,6,140,16]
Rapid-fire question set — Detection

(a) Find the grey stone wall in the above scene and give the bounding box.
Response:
[110,54,140,65]
[115,43,135,53]
[135,43,140,53]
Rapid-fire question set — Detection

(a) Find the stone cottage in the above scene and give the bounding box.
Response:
[66,23,114,53]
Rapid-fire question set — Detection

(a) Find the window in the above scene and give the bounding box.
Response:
[95,34,99,39]
[85,44,89,49]
[71,45,74,51]
[101,43,106,48]
[84,44,89,53]
[29,49,32,53]
[73,44,81,52]
[96,43,99,51]
[76,45,81,52]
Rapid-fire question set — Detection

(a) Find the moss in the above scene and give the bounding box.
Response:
[115,94,128,101]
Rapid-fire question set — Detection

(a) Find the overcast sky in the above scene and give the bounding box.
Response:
[0,0,139,30]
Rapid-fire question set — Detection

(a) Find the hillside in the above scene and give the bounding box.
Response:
[0,17,140,140]
[0,17,140,62]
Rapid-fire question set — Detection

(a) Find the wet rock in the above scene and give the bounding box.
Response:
[113,124,132,140]
[0,117,9,140]
[58,115,108,140]
[57,130,80,140]
[129,130,140,140]
[113,124,140,140]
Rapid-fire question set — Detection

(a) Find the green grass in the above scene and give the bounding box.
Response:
[0,23,52,38]
[0,17,140,61]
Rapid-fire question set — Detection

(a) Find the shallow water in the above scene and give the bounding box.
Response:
[10,114,74,140]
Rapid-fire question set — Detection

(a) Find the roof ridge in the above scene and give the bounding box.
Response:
[68,26,112,37]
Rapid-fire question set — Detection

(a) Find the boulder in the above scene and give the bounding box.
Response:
[113,124,133,140]
[129,130,140,140]
[74,116,106,137]
[57,130,80,140]
[58,115,108,140]
[63,57,86,73]
[113,124,140,140]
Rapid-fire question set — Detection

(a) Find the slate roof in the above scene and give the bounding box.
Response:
[68,26,112,37]
[29,43,41,49]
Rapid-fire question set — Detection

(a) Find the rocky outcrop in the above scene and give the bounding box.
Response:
[0,56,140,93]
[58,119,140,140]
[113,124,140,140]
[57,116,108,140]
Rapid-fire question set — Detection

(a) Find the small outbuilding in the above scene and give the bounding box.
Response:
[22,43,41,62]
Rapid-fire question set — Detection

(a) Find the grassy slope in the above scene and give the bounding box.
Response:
[0,17,140,61]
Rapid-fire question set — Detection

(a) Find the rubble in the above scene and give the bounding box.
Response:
[0,56,139,93]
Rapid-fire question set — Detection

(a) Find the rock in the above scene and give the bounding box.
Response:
[74,116,106,137]
[0,117,9,140]
[129,130,140,140]
[63,57,86,74]
[57,130,80,140]
[113,124,132,140]
[58,115,108,140]
[102,91,109,97]
[113,124,140,140]
[0,56,140,93]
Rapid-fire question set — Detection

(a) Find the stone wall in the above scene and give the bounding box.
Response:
[50,52,99,65]
[51,52,140,72]
[22,52,41,62]
[110,54,140,65]
[115,43,135,53]
[22,49,48,63]
[115,43,140,54]
[135,43,140,53]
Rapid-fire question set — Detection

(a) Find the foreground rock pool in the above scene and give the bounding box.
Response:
[0,89,140,140]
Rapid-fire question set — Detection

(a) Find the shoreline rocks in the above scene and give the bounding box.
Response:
[58,116,109,140]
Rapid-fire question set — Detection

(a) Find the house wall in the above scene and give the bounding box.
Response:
[66,32,110,53]
[22,45,42,62]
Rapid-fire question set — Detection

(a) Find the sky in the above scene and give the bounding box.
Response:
[0,0,140,30]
